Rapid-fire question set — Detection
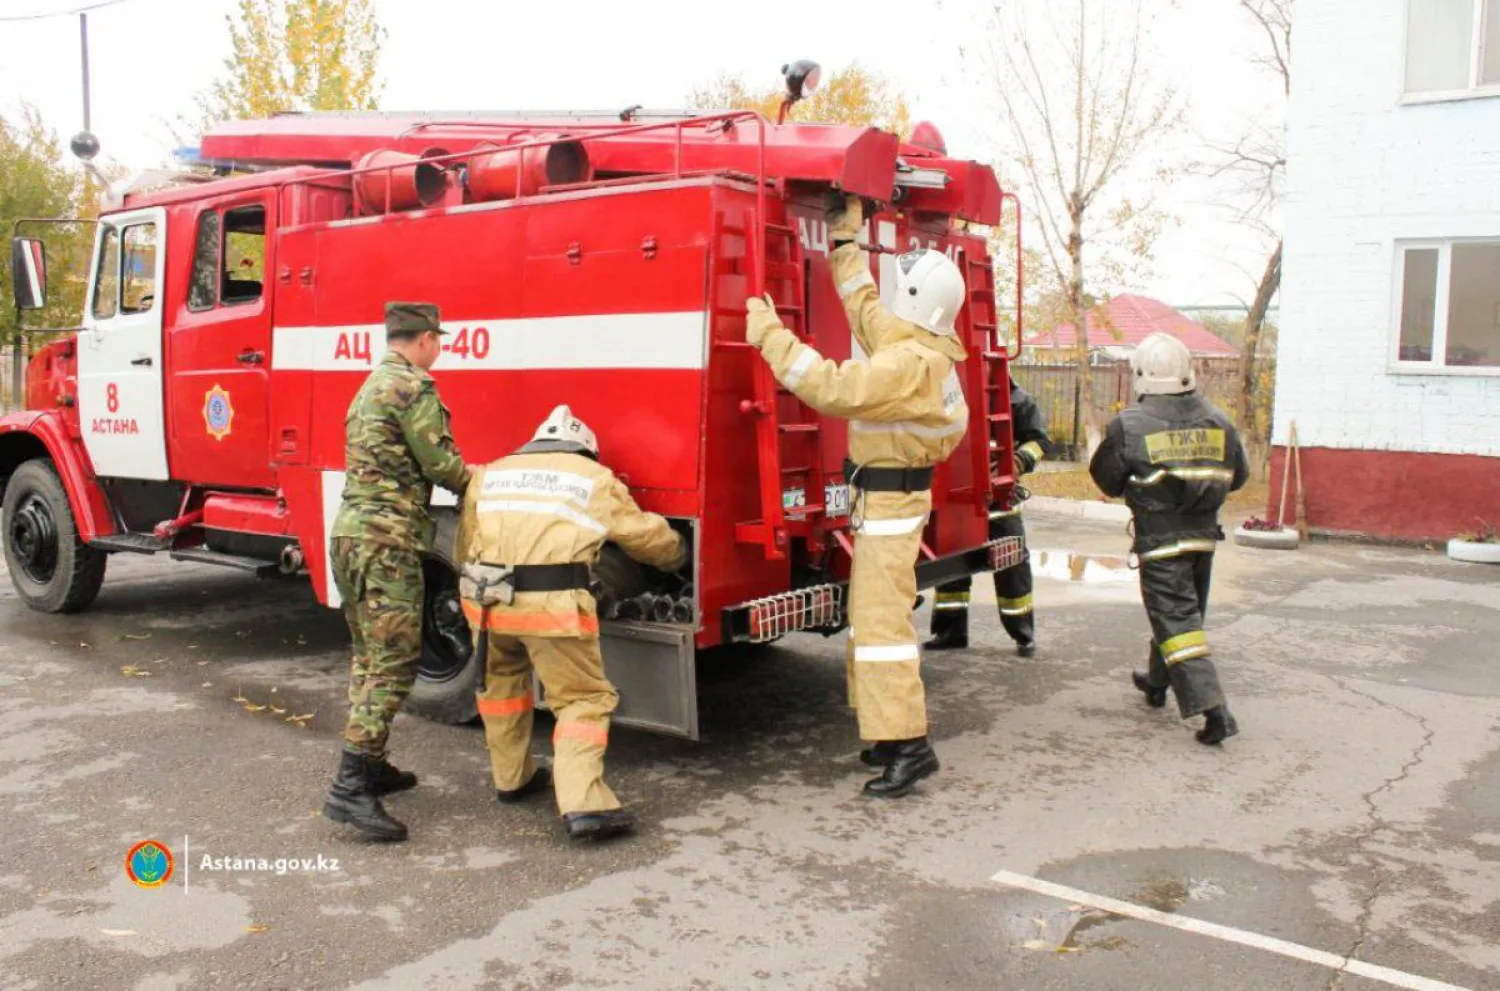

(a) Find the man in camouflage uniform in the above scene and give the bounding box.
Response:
[322,302,471,842]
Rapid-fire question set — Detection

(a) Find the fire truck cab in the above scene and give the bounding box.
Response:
[2,108,1022,739]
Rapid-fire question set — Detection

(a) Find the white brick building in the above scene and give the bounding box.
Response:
[1275,0,1500,539]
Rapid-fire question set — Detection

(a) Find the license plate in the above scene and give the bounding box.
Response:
[824,483,850,517]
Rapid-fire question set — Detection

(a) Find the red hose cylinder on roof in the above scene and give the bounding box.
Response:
[352,150,447,213]
[466,134,594,202]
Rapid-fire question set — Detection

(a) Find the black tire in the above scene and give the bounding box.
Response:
[406,512,483,725]
[2,458,107,614]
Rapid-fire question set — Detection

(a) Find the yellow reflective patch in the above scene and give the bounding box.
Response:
[997,593,1034,616]
[1160,630,1208,661]
[1144,429,1226,464]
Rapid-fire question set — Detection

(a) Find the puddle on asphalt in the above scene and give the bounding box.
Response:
[1032,550,1134,585]
[1050,874,1202,954]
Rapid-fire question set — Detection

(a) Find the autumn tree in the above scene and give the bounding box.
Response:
[193,0,384,127]
[977,0,1182,455]
[1209,0,1291,449]
[687,63,912,136]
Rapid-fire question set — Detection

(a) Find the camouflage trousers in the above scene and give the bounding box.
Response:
[331,537,424,758]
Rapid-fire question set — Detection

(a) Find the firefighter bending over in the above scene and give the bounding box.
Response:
[1088,333,1249,745]
[458,405,686,841]
[323,302,472,842]
[926,378,1051,655]
[746,193,969,799]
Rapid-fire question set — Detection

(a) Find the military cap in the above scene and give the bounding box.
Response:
[385,301,448,336]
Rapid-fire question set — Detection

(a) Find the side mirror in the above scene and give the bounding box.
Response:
[11,238,47,310]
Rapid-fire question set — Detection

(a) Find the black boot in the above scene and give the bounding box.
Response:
[367,758,418,796]
[496,765,553,803]
[1132,671,1168,708]
[862,738,940,798]
[323,751,409,841]
[924,611,972,650]
[858,741,900,767]
[1196,706,1239,745]
[563,808,635,841]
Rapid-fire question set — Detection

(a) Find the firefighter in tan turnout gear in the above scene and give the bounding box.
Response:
[1088,333,1249,745]
[747,194,968,798]
[458,405,686,840]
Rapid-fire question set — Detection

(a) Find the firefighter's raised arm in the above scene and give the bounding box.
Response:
[825,195,908,354]
[603,476,688,573]
[398,380,470,494]
[747,297,928,421]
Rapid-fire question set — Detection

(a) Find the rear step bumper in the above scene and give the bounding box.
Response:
[721,535,1025,644]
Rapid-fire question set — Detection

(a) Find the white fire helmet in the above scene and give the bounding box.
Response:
[529,404,598,456]
[1131,332,1196,397]
[892,248,966,336]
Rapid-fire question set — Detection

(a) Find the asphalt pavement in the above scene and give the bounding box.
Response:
[1,510,1497,990]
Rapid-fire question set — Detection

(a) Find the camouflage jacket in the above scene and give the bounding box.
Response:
[330,351,469,550]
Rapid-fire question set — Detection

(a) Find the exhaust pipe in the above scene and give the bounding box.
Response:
[278,544,304,576]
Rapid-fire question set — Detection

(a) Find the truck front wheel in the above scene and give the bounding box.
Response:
[2,458,106,613]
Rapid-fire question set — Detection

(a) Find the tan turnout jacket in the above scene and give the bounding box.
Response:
[457,450,686,638]
[751,241,969,468]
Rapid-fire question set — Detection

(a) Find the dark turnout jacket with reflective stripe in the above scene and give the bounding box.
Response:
[1011,380,1051,466]
[1088,393,1250,554]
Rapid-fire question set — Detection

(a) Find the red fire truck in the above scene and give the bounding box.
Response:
[2,105,1021,739]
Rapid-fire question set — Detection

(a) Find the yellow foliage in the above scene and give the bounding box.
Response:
[197,0,384,126]
[688,63,912,137]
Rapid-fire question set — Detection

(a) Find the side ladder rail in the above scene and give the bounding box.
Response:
[963,252,1004,510]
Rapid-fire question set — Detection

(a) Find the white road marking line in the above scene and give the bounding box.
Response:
[989,869,1471,991]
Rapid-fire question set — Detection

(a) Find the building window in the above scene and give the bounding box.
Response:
[1394,241,1500,368]
[1405,0,1500,95]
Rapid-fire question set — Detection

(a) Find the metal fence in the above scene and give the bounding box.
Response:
[1012,358,1243,460]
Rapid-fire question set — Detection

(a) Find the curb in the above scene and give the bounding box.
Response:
[1025,496,1131,523]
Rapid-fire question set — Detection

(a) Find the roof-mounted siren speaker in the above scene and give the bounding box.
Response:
[466,134,594,203]
[353,149,447,214]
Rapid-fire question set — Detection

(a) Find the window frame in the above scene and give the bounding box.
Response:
[1402,0,1500,102]
[1389,237,1500,376]
[219,204,266,309]
[90,224,121,320]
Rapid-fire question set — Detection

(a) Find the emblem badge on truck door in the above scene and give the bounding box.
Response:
[203,385,235,441]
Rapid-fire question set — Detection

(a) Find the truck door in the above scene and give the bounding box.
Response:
[166,198,276,489]
[76,207,170,480]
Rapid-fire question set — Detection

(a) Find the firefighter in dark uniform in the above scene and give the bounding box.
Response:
[1088,332,1249,745]
[925,378,1050,656]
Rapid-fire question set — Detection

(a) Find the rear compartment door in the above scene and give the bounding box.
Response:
[76,207,170,480]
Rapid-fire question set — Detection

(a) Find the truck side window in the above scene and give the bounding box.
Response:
[188,210,221,311]
[91,226,120,320]
[222,206,265,305]
[121,223,158,314]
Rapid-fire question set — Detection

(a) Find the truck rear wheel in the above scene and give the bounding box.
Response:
[2,458,106,614]
[407,522,482,725]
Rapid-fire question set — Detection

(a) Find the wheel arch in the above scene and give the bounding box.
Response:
[0,413,115,541]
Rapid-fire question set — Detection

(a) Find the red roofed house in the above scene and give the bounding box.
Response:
[1022,294,1240,363]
